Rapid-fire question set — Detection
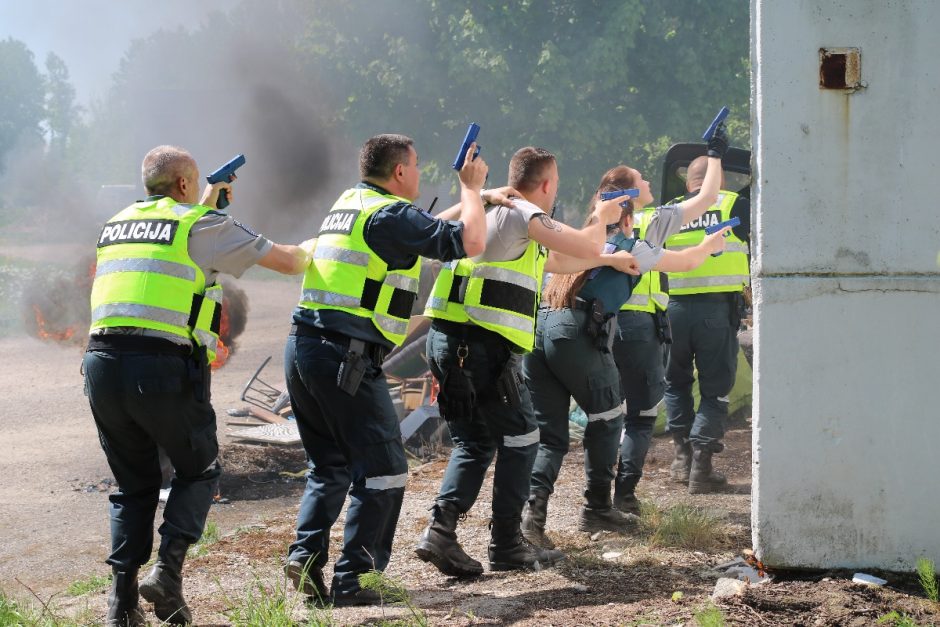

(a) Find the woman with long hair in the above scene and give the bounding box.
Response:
[521,155,729,548]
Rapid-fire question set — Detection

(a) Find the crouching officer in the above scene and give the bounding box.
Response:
[284,134,497,606]
[415,147,634,576]
[663,152,750,494]
[84,145,310,626]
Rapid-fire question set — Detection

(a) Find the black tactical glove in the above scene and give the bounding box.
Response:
[706,123,729,159]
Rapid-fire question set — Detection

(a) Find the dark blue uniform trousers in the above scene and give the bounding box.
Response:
[284,335,408,595]
[612,310,667,492]
[83,349,220,571]
[524,309,624,495]
[664,294,739,450]
[426,325,539,520]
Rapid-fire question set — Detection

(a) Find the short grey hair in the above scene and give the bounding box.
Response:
[141,145,196,196]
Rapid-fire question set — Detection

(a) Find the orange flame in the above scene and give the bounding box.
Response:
[210,298,231,370]
[32,305,76,341]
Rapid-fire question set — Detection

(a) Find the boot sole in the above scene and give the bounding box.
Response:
[415,544,483,577]
[688,481,728,495]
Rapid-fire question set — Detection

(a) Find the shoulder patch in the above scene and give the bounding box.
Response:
[97,219,179,248]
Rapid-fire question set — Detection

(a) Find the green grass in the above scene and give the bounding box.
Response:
[65,573,110,597]
[358,570,428,627]
[223,572,335,627]
[0,588,94,627]
[916,556,938,602]
[641,502,726,550]
[694,602,727,627]
[878,610,920,627]
[189,520,221,558]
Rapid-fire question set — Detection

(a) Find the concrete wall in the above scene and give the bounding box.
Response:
[751,0,940,569]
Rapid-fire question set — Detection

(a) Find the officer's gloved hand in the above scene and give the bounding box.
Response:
[706,123,729,159]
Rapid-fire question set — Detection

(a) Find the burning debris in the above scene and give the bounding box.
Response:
[21,257,248,368]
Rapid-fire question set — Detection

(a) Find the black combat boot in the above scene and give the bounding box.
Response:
[688,447,727,494]
[669,433,693,483]
[613,476,641,516]
[488,515,564,571]
[579,484,640,533]
[105,568,146,627]
[521,490,555,549]
[139,536,192,625]
[414,500,483,577]
[285,559,328,605]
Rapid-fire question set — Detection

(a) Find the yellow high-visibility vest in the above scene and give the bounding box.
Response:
[424,240,546,352]
[620,209,669,313]
[90,197,222,361]
[664,191,749,295]
[299,187,421,346]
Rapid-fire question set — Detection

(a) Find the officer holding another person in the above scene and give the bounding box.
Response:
[84,145,310,626]
[414,147,639,577]
[663,151,751,494]
[284,134,513,606]
[521,160,729,549]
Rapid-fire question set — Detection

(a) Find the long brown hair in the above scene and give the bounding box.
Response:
[542,165,640,310]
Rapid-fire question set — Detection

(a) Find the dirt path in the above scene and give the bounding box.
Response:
[2,271,938,625]
[0,276,305,596]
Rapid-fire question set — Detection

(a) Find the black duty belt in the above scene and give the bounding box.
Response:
[430,319,512,348]
[289,323,389,365]
[86,334,192,357]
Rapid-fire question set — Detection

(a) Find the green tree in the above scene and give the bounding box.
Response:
[0,37,46,172]
[44,52,81,157]
[298,0,749,218]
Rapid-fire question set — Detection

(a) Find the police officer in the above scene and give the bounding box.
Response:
[84,145,310,626]
[284,134,505,606]
[522,164,728,548]
[663,151,751,494]
[612,130,731,513]
[414,147,634,576]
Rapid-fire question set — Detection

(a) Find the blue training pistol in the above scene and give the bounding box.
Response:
[702,107,730,141]
[705,216,740,256]
[599,188,640,201]
[206,154,245,210]
[452,123,481,170]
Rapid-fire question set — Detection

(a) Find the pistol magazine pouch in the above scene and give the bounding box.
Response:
[439,364,476,424]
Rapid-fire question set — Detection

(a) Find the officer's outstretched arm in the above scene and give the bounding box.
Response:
[257,243,310,275]
[653,227,729,272]
[545,249,640,275]
[528,195,623,258]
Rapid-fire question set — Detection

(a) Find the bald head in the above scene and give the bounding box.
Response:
[142,145,197,197]
[685,156,710,192]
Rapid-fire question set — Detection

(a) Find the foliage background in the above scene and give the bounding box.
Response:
[0,0,749,233]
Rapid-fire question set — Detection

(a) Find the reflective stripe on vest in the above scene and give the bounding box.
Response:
[299,187,420,346]
[95,258,196,281]
[664,191,750,295]
[91,302,190,328]
[620,210,669,313]
[423,240,545,352]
